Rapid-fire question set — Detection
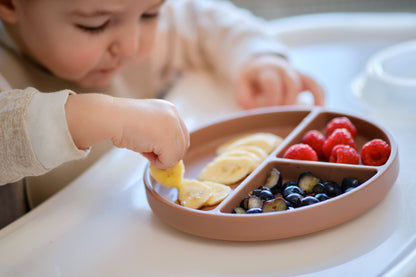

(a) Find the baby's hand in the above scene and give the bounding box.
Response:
[233,55,325,109]
[110,98,190,169]
[66,95,189,169]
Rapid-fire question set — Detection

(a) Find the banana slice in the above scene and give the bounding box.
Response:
[219,148,262,171]
[216,134,251,155]
[178,179,212,209]
[203,181,232,206]
[149,160,184,188]
[198,155,253,185]
[232,145,268,161]
[216,132,283,155]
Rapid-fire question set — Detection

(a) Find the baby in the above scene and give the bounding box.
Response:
[0,0,324,225]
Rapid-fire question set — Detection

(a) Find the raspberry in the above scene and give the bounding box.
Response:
[322,128,356,159]
[302,130,325,159]
[360,139,391,166]
[326,117,357,138]
[283,143,318,161]
[329,145,359,164]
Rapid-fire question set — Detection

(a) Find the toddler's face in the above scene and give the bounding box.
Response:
[12,0,163,87]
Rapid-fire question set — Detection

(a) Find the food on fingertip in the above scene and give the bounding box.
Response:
[150,160,184,188]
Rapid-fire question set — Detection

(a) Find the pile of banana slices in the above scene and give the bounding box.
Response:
[150,132,283,209]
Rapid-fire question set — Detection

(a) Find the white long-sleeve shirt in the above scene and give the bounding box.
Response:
[0,0,286,210]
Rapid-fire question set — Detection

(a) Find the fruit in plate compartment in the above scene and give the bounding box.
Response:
[246,208,263,214]
[150,160,184,188]
[284,116,390,166]
[263,168,284,194]
[322,128,356,159]
[257,189,275,201]
[360,139,391,166]
[325,116,357,138]
[282,185,305,198]
[297,171,321,193]
[312,183,326,194]
[216,132,283,155]
[246,195,264,210]
[169,132,282,210]
[236,145,268,161]
[285,193,303,207]
[178,179,212,209]
[283,143,318,161]
[231,169,363,214]
[204,181,232,206]
[262,197,287,212]
[329,144,360,165]
[198,155,253,185]
[301,195,320,206]
[199,132,282,185]
[151,160,231,209]
[341,177,361,191]
[315,193,330,201]
[232,206,246,214]
[217,148,263,171]
[302,130,326,159]
[322,181,343,197]
[178,180,230,209]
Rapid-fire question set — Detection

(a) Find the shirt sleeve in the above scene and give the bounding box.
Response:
[0,85,89,185]
[156,0,287,81]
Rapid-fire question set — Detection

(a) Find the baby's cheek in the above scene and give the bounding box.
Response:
[137,27,157,60]
[50,51,101,81]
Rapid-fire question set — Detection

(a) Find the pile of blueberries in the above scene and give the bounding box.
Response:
[232,169,362,214]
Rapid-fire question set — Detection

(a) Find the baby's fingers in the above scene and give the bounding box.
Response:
[235,81,258,110]
[155,118,189,169]
[280,69,302,105]
[300,73,325,106]
[257,68,284,106]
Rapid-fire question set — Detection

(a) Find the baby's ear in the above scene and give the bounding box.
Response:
[0,0,18,23]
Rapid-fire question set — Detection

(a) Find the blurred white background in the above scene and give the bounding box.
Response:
[230,0,416,19]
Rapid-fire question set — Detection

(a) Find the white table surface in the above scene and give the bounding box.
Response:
[1,13,416,277]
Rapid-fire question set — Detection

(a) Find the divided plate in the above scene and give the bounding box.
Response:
[143,107,399,241]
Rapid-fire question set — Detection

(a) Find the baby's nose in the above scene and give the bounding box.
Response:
[110,25,140,57]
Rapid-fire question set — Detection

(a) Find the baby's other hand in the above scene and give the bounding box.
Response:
[233,55,325,109]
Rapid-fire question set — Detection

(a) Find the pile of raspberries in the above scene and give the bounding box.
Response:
[283,117,391,166]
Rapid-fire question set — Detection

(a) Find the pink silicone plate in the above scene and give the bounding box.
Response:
[143,107,399,241]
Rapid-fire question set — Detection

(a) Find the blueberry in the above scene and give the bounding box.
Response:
[259,186,272,193]
[262,197,287,212]
[315,193,330,201]
[344,187,355,193]
[301,196,319,206]
[250,189,263,197]
[259,190,275,201]
[285,193,303,207]
[282,185,305,198]
[246,208,262,214]
[240,196,250,210]
[232,206,246,214]
[285,199,296,209]
[283,180,298,188]
[298,171,320,194]
[247,195,263,210]
[264,168,283,194]
[323,181,343,197]
[312,183,326,194]
[342,177,361,192]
